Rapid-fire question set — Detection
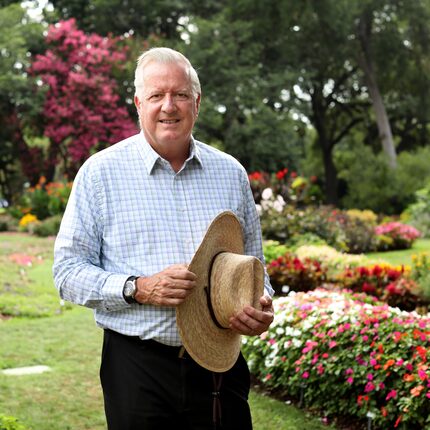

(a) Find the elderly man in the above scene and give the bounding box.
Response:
[53,47,274,430]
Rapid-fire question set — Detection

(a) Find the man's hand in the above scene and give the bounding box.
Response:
[229,295,274,336]
[135,264,196,306]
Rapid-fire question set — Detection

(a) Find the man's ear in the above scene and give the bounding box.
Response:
[195,93,201,115]
[134,95,141,109]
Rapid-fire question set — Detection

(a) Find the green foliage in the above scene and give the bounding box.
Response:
[403,181,430,238]
[410,252,430,303]
[338,143,430,214]
[32,215,62,237]
[0,213,18,232]
[0,414,27,430]
[0,3,44,203]
[263,241,289,264]
[14,179,72,222]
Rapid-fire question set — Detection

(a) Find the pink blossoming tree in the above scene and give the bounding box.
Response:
[30,19,137,180]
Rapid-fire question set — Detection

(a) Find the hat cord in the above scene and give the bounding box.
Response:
[204,251,228,330]
[212,372,223,429]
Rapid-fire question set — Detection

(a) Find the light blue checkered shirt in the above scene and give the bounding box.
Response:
[53,132,273,346]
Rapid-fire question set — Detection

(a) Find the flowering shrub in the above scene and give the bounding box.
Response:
[334,264,423,311]
[243,289,430,429]
[294,244,372,276]
[248,168,322,208]
[267,253,327,295]
[14,177,72,221]
[375,222,421,250]
[18,213,39,229]
[347,209,378,226]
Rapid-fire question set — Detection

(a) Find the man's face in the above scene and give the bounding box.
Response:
[134,61,200,155]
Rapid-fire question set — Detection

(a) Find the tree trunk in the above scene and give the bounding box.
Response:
[358,11,397,168]
[321,140,338,206]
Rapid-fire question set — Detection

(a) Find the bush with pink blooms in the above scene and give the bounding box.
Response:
[243,289,430,429]
[375,222,421,250]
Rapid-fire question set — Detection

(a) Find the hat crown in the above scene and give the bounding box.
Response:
[210,252,263,328]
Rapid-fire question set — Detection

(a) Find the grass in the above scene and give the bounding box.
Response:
[0,233,72,317]
[365,238,430,266]
[0,233,335,430]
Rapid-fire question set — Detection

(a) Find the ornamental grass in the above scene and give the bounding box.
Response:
[243,289,430,429]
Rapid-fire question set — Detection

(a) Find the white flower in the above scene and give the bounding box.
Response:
[292,338,303,348]
[261,187,273,200]
[273,200,284,212]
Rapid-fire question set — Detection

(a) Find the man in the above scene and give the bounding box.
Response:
[53,47,274,429]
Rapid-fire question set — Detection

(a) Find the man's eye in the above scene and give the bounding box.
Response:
[176,93,189,100]
[149,94,162,101]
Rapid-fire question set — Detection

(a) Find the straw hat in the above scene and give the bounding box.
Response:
[176,211,264,372]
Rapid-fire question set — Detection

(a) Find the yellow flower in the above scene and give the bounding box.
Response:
[19,213,39,227]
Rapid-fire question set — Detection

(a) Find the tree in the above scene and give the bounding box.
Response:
[30,18,138,179]
[185,0,430,204]
[0,2,44,203]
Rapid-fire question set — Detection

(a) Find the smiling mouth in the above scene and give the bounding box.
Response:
[159,119,180,124]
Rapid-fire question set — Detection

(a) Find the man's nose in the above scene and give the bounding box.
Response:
[162,94,177,112]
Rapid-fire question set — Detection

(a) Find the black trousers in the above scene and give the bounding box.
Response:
[100,329,253,430]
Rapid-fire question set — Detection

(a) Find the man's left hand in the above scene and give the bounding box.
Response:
[229,295,274,336]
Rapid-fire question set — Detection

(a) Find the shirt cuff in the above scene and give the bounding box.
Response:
[101,273,132,311]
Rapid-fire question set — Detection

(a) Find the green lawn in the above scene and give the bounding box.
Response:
[0,233,335,430]
[366,238,430,266]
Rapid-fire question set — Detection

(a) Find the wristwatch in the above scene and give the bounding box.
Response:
[123,276,139,304]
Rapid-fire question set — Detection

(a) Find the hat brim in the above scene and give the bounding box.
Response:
[176,211,247,372]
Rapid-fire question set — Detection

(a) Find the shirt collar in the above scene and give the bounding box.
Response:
[136,131,203,175]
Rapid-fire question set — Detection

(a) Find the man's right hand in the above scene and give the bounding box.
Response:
[135,264,197,307]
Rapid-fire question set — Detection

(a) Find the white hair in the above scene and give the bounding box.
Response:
[134,47,201,99]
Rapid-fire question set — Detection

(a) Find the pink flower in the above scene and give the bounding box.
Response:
[329,340,337,349]
[367,374,374,381]
[418,369,428,381]
[386,390,397,400]
[302,371,309,379]
[347,377,354,384]
[345,368,354,375]
[365,382,375,393]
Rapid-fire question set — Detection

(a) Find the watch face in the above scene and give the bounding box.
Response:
[124,281,136,297]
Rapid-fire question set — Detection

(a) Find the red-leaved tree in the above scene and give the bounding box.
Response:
[30,18,138,180]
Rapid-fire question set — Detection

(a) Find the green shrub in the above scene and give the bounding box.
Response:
[403,182,430,238]
[0,213,19,232]
[0,414,27,430]
[32,214,62,237]
[263,240,289,263]
[337,143,430,214]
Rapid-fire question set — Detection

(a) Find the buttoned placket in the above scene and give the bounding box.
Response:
[171,168,197,260]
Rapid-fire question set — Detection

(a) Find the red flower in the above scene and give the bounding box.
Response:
[276,168,288,180]
[248,171,263,181]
